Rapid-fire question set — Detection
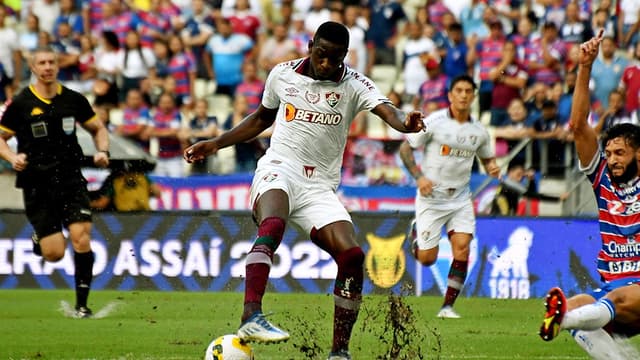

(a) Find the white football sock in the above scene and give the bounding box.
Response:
[562,299,615,330]
[572,329,640,360]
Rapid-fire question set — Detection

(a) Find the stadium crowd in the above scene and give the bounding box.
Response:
[0,0,638,178]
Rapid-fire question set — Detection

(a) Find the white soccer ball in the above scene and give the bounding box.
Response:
[204,334,254,360]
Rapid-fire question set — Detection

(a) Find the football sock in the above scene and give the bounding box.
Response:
[74,251,95,308]
[571,329,626,360]
[332,247,364,352]
[443,259,467,308]
[562,299,615,330]
[244,217,285,307]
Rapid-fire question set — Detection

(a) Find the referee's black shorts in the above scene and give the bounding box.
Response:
[23,179,92,238]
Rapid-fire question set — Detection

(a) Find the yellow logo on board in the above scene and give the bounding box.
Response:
[365,233,406,288]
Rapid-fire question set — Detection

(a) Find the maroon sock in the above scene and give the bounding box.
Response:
[443,259,468,308]
[333,306,358,352]
[243,217,285,308]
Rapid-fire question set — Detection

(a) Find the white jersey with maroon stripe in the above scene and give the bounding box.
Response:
[262,58,388,189]
[406,108,494,202]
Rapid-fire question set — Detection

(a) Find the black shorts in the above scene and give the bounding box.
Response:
[23,180,92,238]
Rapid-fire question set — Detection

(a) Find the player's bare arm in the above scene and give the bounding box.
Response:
[184,105,278,163]
[569,30,604,167]
[399,140,433,196]
[371,102,424,133]
[82,116,110,168]
[0,131,28,171]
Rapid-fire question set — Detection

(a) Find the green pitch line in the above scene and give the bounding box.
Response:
[0,289,631,359]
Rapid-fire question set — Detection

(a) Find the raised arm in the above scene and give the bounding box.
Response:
[371,102,424,133]
[568,30,603,167]
[184,105,277,163]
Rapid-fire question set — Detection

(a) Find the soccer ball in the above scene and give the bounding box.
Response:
[204,334,254,360]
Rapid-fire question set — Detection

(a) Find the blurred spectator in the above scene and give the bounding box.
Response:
[167,34,196,106]
[137,0,172,48]
[592,7,616,39]
[90,167,161,211]
[344,5,368,73]
[98,0,138,46]
[557,70,578,124]
[593,89,639,135]
[179,0,215,79]
[493,98,536,160]
[618,0,640,51]
[204,17,254,96]
[619,42,640,113]
[18,13,39,81]
[150,92,185,177]
[441,22,471,80]
[235,60,264,113]
[526,21,566,86]
[222,94,267,173]
[490,161,568,216]
[459,0,488,39]
[0,6,20,92]
[559,1,592,48]
[428,0,450,32]
[0,61,11,102]
[118,30,156,104]
[76,35,97,94]
[541,0,565,30]
[488,40,528,126]
[467,17,506,119]
[288,12,312,56]
[180,98,220,174]
[525,81,549,122]
[228,0,262,42]
[30,0,60,35]
[412,57,448,114]
[93,31,121,109]
[591,36,628,111]
[149,38,171,102]
[304,0,331,35]
[51,22,82,86]
[531,99,569,175]
[510,12,537,64]
[53,0,84,41]
[258,21,299,73]
[402,21,437,100]
[366,0,406,72]
[116,88,152,151]
[82,0,111,36]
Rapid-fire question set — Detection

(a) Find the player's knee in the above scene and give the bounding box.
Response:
[43,248,65,262]
[416,250,437,266]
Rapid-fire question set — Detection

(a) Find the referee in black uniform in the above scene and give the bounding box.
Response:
[0,46,110,318]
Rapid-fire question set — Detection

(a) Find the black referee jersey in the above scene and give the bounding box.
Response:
[0,84,96,188]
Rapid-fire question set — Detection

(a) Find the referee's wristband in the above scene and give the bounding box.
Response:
[98,150,110,158]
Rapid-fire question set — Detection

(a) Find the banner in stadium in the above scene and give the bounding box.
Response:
[0,212,601,299]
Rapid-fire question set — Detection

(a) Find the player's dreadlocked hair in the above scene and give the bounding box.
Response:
[313,21,350,48]
[602,123,640,150]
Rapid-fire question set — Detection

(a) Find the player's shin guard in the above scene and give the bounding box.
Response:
[332,247,364,353]
[74,251,94,308]
[443,259,467,308]
[244,217,286,307]
[563,298,616,330]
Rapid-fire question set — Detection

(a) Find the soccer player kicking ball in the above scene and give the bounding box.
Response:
[399,74,500,318]
[0,46,109,318]
[184,21,424,360]
[539,29,640,359]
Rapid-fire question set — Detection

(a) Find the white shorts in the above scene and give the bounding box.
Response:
[414,196,475,250]
[250,154,352,236]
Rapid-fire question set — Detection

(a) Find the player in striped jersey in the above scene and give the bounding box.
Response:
[184,21,424,360]
[539,30,640,359]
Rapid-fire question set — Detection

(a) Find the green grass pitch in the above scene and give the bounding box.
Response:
[1,289,636,359]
